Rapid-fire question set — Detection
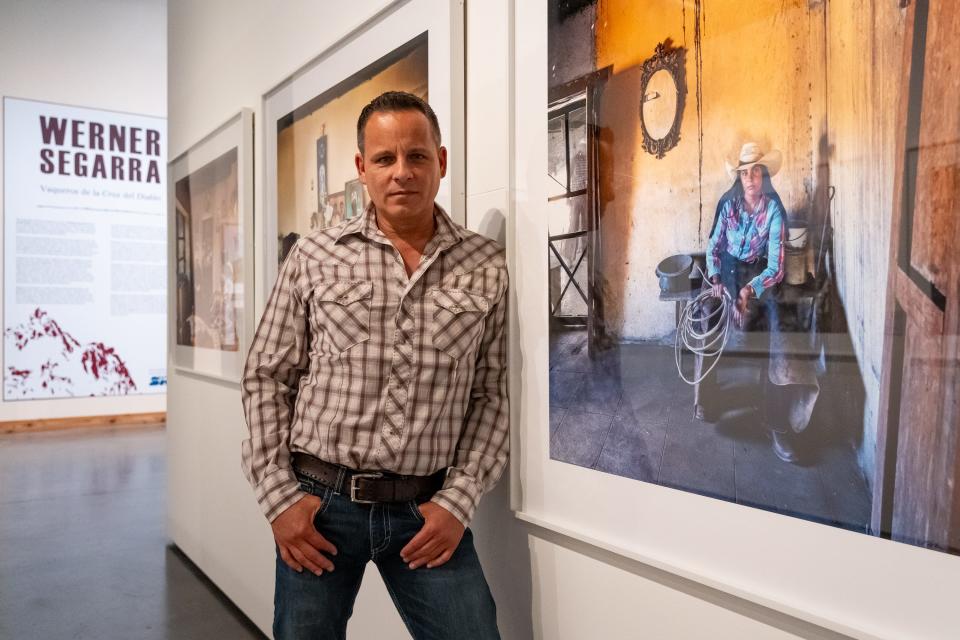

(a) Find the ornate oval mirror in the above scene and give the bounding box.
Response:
[639,42,687,159]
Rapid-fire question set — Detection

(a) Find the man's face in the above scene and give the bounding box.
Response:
[355,109,446,224]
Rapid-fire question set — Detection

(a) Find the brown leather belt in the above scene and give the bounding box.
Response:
[291,452,445,504]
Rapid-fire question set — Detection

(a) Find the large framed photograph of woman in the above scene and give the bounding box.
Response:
[261,0,464,285]
[513,1,960,637]
[169,109,255,383]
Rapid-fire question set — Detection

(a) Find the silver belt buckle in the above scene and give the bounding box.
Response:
[349,472,383,504]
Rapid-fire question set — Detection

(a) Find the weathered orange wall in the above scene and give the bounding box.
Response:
[594,0,825,340]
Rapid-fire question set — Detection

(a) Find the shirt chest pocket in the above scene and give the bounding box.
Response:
[311,281,373,354]
[430,288,489,360]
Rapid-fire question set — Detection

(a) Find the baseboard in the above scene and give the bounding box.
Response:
[0,412,166,434]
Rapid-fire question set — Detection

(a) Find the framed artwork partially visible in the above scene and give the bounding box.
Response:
[513,0,960,638]
[262,0,464,284]
[168,109,254,383]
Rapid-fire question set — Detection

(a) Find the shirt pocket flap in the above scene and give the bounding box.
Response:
[315,281,373,307]
[432,288,489,315]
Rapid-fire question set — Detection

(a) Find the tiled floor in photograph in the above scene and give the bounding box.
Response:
[548,326,872,532]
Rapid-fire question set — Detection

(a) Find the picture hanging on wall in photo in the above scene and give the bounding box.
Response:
[344,178,367,220]
[169,109,255,383]
[272,32,429,265]
[315,134,328,216]
[544,0,960,555]
[326,191,346,228]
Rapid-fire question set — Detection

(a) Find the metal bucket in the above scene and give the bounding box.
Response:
[787,222,808,250]
[655,254,693,292]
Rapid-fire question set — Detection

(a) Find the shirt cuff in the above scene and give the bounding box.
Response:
[254,467,307,523]
[430,476,482,528]
[748,277,765,299]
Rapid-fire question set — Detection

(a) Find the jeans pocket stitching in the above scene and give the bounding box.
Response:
[316,486,334,519]
[407,500,424,522]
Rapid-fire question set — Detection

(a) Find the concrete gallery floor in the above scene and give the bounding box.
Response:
[549,326,872,530]
[0,426,263,640]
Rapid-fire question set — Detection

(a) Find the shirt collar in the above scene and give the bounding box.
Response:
[738,194,766,217]
[335,201,465,252]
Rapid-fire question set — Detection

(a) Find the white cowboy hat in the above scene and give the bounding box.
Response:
[725,142,782,179]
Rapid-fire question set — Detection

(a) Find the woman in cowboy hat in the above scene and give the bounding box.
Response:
[694,141,796,462]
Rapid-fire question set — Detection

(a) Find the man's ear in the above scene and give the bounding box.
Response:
[438,146,448,179]
[355,152,366,184]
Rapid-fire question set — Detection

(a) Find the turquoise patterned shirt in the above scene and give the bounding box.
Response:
[706,194,785,298]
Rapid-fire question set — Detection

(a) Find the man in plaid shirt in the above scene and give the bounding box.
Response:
[242,91,507,639]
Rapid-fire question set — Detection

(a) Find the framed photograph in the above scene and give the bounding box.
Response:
[513,1,959,638]
[315,134,328,213]
[262,0,465,292]
[168,109,254,383]
[344,179,366,220]
[325,190,346,229]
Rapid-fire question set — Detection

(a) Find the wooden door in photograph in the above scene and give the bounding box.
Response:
[873,0,960,553]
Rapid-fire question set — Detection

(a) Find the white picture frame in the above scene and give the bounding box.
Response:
[511,2,960,640]
[260,0,465,312]
[168,109,255,384]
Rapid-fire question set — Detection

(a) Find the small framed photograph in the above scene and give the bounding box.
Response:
[344,179,366,220]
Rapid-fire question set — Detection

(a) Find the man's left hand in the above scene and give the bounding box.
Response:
[400,502,465,570]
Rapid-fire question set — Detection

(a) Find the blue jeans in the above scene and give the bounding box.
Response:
[694,252,784,420]
[274,473,500,640]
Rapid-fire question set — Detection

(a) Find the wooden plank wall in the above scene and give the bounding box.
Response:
[826,1,907,481]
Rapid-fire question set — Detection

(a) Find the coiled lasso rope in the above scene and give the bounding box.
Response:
[674,277,733,386]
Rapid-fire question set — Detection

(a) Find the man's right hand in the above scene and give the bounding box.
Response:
[271,494,338,575]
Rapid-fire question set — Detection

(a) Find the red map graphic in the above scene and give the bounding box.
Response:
[4,308,137,398]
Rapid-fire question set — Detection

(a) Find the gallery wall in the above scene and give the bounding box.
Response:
[166,1,891,639]
[0,0,167,422]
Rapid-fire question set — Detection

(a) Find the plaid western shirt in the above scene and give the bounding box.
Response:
[241,203,509,527]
